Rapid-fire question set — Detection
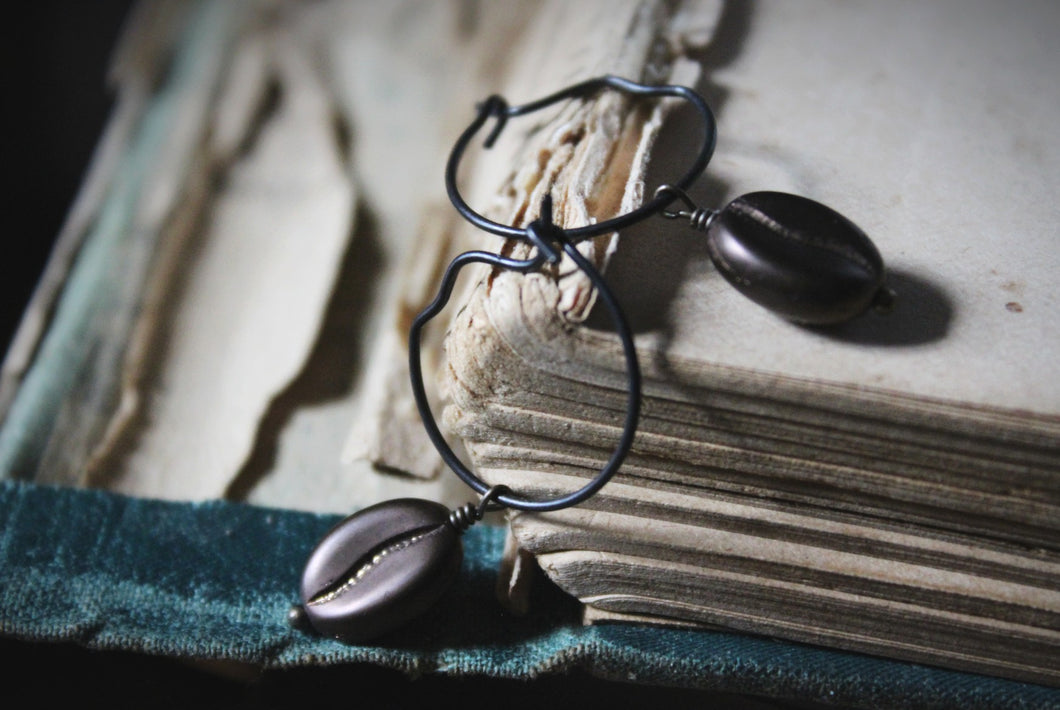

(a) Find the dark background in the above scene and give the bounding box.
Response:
[2,2,134,356]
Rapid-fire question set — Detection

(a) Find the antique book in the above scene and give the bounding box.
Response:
[436,0,1060,687]
[1,0,1057,695]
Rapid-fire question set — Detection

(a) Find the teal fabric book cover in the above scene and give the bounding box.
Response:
[1,481,1056,709]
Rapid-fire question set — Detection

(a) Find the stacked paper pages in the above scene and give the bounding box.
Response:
[440,0,1060,686]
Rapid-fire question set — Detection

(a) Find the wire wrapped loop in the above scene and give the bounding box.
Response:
[448,485,511,532]
[654,184,719,232]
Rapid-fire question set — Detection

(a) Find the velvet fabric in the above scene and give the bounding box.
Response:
[0,480,1055,709]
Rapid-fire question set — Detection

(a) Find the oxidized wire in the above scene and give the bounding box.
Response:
[412,75,718,513]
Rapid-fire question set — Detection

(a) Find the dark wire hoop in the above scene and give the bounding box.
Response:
[408,200,641,513]
[413,76,714,513]
[445,74,717,243]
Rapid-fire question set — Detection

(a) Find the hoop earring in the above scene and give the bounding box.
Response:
[291,74,890,644]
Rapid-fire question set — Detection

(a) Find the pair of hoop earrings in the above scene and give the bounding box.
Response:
[290,75,892,643]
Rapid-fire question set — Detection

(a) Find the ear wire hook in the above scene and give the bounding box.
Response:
[446,74,717,243]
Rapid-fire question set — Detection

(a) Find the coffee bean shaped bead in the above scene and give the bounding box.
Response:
[299,498,462,643]
[706,191,886,324]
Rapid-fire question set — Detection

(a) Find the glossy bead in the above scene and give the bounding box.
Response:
[706,191,886,324]
[299,498,461,643]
